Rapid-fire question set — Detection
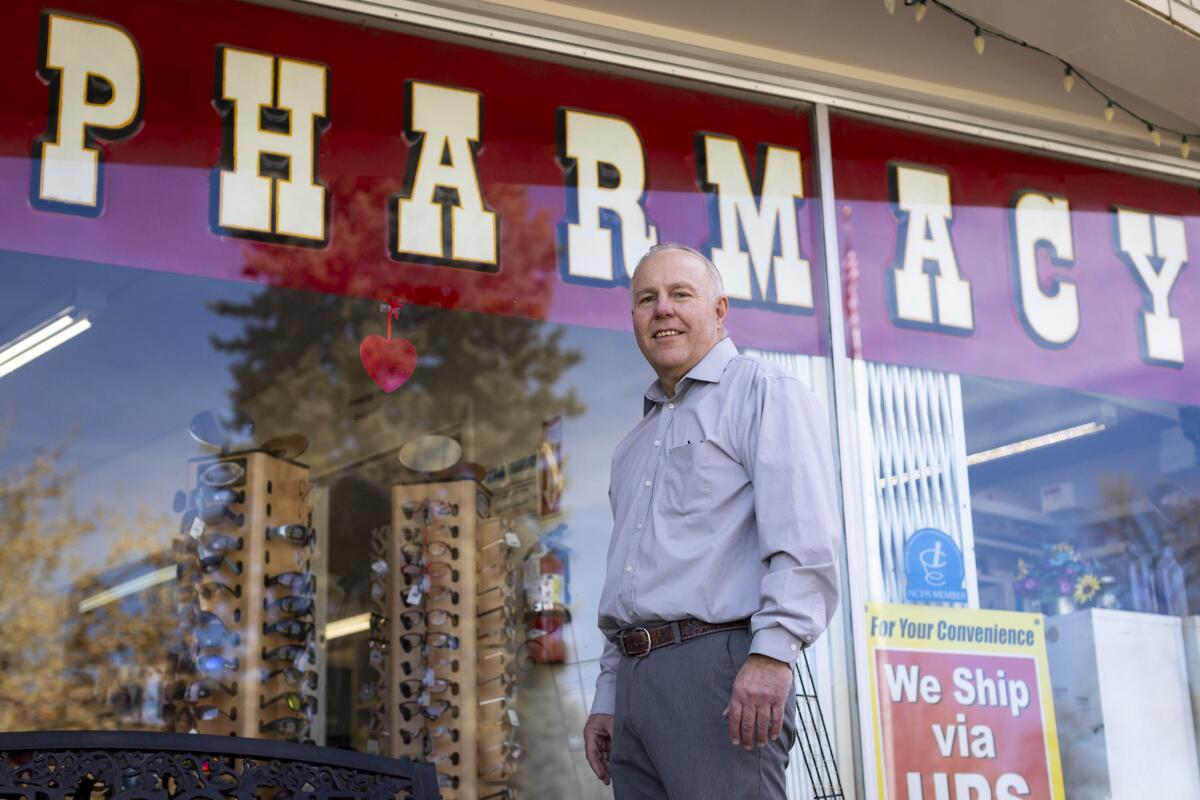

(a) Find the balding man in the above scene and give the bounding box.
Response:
[582,243,841,799]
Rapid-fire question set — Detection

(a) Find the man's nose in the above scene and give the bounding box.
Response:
[653,296,675,316]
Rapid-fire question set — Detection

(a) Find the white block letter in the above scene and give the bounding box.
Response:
[1013,192,1079,347]
[699,135,812,309]
[1117,208,1188,366]
[35,13,142,213]
[888,165,974,331]
[558,109,657,282]
[392,81,497,267]
[214,47,329,244]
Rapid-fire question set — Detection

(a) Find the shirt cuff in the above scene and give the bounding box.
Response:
[749,626,809,665]
[590,676,617,716]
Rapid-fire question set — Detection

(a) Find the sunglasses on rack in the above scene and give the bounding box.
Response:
[401,656,459,676]
[399,562,459,583]
[179,654,238,674]
[199,460,246,488]
[262,643,315,664]
[398,699,457,721]
[188,609,240,648]
[400,500,459,520]
[167,677,238,702]
[399,631,459,652]
[265,571,314,592]
[265,595,314,616]
[179,704,238,723]
[267,524,314,546]
[263,620,314,641]
[192,531,243,554]
[399,724,459,746]
[259,717,306,737]
[262,666,319,690]
[204,487,245,506]
[187,502,244,528]
[400,540,459,564]
[179,553,242,576]
[399,677,459,698]
[261,691,317,713]
[399,609,459,630]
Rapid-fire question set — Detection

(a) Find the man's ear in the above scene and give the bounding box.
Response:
[715,296,729,325]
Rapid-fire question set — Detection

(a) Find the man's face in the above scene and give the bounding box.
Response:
[631,249,728,386]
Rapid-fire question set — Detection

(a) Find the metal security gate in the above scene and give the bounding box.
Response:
[854,361,978,607]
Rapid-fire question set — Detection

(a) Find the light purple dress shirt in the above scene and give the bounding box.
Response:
[591,337,841,716]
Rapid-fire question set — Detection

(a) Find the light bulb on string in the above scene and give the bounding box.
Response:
[1149,125,1162,147]
[1062,67,1074,93]
[973,27,985,55]
[915,1,928,22]
[1104,102,1115,123]
[883,0,896,15]
[1182,137,1191,159]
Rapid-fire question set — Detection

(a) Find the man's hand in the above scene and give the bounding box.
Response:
[722,653,793,749]
[583,713,614,784]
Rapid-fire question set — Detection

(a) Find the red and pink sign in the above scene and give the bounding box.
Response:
[0,0,1196,403]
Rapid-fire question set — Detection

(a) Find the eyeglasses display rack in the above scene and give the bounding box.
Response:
[169,450,318,741]
[369,479,522,799]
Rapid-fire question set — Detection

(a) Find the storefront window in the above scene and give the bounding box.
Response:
[834,112,1200,797]
[0,2,843,798]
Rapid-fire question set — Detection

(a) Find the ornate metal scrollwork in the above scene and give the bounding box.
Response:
[0,731,439,799]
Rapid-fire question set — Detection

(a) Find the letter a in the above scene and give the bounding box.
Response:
[392,81,498,268]
[888,164,974,332]
[213,46,330,245]
[33,13,143,215]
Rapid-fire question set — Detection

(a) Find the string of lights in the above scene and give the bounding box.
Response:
[882,0,1196,158]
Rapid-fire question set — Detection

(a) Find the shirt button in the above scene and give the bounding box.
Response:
[667,403,675,410]
[625,566,633,573]
[654,440,661,447]
[791,644,798,651]
[803,635,814,644]
[644,480,651,487]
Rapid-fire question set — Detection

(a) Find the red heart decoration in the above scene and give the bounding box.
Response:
[359,335,417,393]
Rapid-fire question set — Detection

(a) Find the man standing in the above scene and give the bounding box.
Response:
[583,243,840,799]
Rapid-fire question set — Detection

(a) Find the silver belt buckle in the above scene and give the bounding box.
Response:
[621,627,652,657]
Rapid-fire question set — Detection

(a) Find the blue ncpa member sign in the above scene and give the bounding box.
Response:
[904,527,967,604]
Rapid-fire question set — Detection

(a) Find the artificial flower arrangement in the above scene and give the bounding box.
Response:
[1013,542,1114,614]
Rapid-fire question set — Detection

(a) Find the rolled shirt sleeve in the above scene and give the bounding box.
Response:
[744,375,841,663]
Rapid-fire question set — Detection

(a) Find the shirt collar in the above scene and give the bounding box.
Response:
[643,337,737,415]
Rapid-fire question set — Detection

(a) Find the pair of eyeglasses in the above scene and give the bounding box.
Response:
[262,667,318,690]
[400,500,459,520]
[267,524,314,547]
[402,523,459,542]
[167,677,238,703]
[189,610,240,648]
[261,691,317,713]
[399,724,459,746]
[179,553,242,577]
[263,620,313,641]
[399,562,458,583]
[262,643,314,664]
[399,632,459,652]
[400,540,460,564]
[265,571,314,592]
[399,699,457,721]
[399,609,458,630]
[179,654,238,674]
[401,656,459,676]
[199,460,246,488]
[266,595,313,616]
[175,703,237,723]
[399,677,458,698]
[259,717,305,737]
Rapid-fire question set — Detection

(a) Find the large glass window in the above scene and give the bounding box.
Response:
[833,111,1200,797]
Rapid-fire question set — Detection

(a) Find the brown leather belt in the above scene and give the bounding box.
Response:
[615,618,750,658]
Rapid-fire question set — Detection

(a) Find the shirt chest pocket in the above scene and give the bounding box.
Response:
[661,441,714,517]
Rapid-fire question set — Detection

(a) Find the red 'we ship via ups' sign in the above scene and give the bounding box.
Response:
[866,603,1065,800]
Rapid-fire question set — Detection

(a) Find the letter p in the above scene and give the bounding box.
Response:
[35,13,142,213]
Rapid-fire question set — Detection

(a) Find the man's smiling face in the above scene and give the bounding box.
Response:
[631,248,728,394]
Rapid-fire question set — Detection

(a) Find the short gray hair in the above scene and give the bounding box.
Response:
[630,242,726,304]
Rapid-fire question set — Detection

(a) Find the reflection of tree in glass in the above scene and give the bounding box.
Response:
[0,449,177,731]
[209,180,585,477]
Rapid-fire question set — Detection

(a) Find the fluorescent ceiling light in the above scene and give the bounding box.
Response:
[0,308,92,379]
[78,565,177,613]
[966,422,1106,466]
[325,612,371,640]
